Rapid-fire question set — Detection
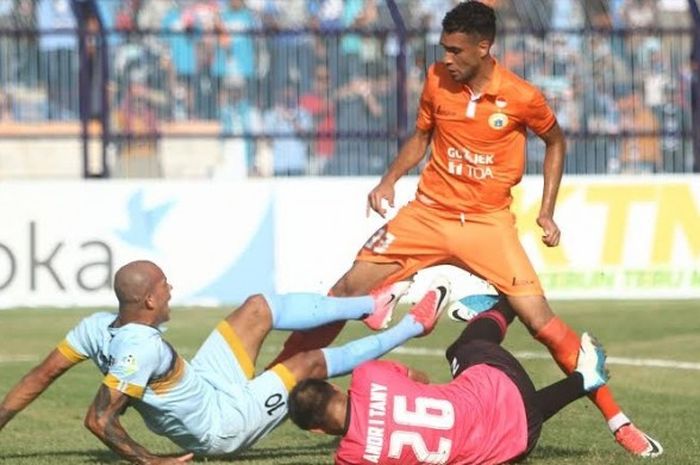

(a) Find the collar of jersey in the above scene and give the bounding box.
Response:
[481,59,503,97]
[107,321,166,336]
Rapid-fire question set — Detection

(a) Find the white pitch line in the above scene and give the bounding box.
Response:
[390,346,700,371]
[3,348,700,371]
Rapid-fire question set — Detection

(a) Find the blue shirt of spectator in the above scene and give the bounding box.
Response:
[95,0,122,46]
[307,0,344,30]
[263,101,312,175]
[216,3,257,79]
[37,0,77,51]
[340,0,364,55]
[162,6,196,77]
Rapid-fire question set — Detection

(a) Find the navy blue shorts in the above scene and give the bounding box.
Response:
[446,339,543,459]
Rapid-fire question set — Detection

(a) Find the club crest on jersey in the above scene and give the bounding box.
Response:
[118,354,139,376]
[488,112,508,130]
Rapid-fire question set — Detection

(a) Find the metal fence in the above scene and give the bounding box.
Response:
[0,0,698,178]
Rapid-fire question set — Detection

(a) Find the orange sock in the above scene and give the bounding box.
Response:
[535,317,621,420]
[266,321,346,369]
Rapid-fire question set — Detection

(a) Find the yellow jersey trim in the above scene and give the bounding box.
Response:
[149,356,186,395]
[103,373,145,398]
[56,340,87,364]
[216,321,254,379]
[271,363,297,392]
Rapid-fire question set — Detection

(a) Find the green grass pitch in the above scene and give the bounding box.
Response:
[1,300,699,464]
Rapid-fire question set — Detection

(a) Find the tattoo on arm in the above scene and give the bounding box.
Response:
[0,349,75,431]
[89,385,155,464]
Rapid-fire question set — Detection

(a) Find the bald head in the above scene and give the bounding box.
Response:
[114,260,164,309]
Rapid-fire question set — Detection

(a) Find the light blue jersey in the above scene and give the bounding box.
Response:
[57,313,295,455]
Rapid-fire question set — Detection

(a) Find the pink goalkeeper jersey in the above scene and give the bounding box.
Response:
[335,360,527,465]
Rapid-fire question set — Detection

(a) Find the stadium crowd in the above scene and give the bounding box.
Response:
[0,0,696,176]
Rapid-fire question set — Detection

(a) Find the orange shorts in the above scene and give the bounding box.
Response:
[356,199,543,296]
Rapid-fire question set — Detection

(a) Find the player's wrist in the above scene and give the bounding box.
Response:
[381,173,399,185]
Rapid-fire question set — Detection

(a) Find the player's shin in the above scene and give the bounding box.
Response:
[267,322,346,368]
[535,316,622,421]
[264,293,374,330]
[321,316,423,377]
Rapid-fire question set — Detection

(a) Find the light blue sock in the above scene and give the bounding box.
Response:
[322,315,423,377]
[263,292,373,330]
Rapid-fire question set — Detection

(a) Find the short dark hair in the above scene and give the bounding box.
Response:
[442,1,496,43]
[288,379,336,431]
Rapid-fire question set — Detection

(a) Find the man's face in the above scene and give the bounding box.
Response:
[439,31,490,84]
[151,271,173,324]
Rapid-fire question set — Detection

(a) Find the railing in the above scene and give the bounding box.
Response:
[0,0,697,178]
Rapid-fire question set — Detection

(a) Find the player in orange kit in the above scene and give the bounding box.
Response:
[271,1,661,457]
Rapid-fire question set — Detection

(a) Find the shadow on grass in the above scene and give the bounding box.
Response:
[1,439,338,464]
[528,444,589,459]
[1,442,587,464]
[0,449,121,462]
[219,439,339,463]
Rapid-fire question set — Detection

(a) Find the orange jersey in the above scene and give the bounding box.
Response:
[416,61,556,213]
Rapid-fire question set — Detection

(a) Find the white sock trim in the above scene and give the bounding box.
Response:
[608,412,631,433]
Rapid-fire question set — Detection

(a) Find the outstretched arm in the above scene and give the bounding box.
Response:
[537,122,566,247]
[84,385,193,465]
[367,128,432,218]
[0,349,75,431]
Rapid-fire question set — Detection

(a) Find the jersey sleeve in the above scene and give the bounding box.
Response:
[103,335,161,399]
[56,316,97,364]
[522,88,557,136]
[415,67,435,132]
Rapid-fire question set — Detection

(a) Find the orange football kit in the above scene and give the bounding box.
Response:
[357,61,555,296]
[355,61,623,424]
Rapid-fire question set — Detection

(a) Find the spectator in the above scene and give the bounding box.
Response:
[620,0,657,28]
[338,0,381,84]
[332,64,396,175]
[262,85,313,176]
[300,64,336,175]
[0,1,15,92]
[259,0,314,97]
[161,0,198,118]
[584,79,620,173]
[113,74,164,178]
[2,0,41,122]
[641,41,670,121]
[112,31,169,120]
[37,0,78,119]
[136,0,170,30]
[95,0,121,47]
[185,0,221,119]
[218,0,259,101]
[618,92,661,173]
[307,0,342,83]
[6,0,37,90]
[75,2,103,122]
[216,81,262,179]
[308,0,343,30]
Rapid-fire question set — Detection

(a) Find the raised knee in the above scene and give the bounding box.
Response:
[226,293,271,325]
[330,276,361,297]
[244,293,267,309]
